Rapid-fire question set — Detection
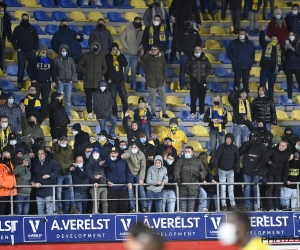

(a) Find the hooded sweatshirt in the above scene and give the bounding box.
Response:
[92,81,113,119]
[123,147,146,181]
[13,154,32,196]
[146,155,168,192]
[48,92,70,127]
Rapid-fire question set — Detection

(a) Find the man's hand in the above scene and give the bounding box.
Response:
[212,119,219,124]
[52,138,58,144]
[108,79,112,83]
[17,48,21,51]
[116,50,120,56]
[124,109,130,117]
[287,181,291,185]
[140,49,144,56]
[35,183,41,188]
[212,179,217,184]
[121,154,126,159]
[19,102,25,113]
[99,160,105,166]
[157,181,162,185]
[180,52,184,55]
[108,182,114,187]
[203,180,207,185]
[271,124,275,129]
[196,24,201,30]
[51,82,56,87]
[170,16,176,23]
[76,35,81,39]
[70,167,75,171]
[289,154,294,161]
[128,183,132,189]
[139,180,144,186]
[94,183,99,188]
[42,174,50,179]
[32,80,37,83]
[94,175,102,179]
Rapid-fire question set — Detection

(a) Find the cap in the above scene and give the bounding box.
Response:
[39,44,48,51]
[164,137,173,142]
[72,123,81,131]
[169,117,178,125]
[59,135,68,141]
[111,42,119,50]
[138,97,145,104]
[7,92,15,99]
[98,130,107,137]
[110,147,119,153]
[99,81,106,87]
[8,133,17,141]
[16,148,25,154]
[92,147,100,153]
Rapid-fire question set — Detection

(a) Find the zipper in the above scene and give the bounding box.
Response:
[197,60,200,82]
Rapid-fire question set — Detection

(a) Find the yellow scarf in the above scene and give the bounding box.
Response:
[149,24,166,46]
[0,126,12,150]
[252,0,259,10]
[23,95,42,110]
[264,42,281,74]
[112,54,119,73]
[212,106,223,135]
[238,98,251,120]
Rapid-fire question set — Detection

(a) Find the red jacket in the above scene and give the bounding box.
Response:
[0,161,17,197]
[267,19,288,47]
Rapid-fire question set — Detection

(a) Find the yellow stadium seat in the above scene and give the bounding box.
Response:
[128,96,140,106]
[119,25,127,34]
[6,39,13,49]
[271,125,284,136]
[12,52,18,61]
[14,11,34,21]
[199,27,211,36]
[166,96,186,106]
[81,125,97,136]
[69,140,74,149]
[200,13,213,22]
[159,110,177,122]
[70,110,84,121]
[106,25,118,36]
[249,82,258,92]
[205,53,220,64]
[274,83,284,92]
[4,54,13,62]
[121,110,134,120]
[113,39,123,50]
[21,80,31,91]
[115,125,127,136]
[88,12,108,22]
[255,52,262,63]
[215,13,231,22]
[67,127,73,136]
[250,67,261,77]
[191,126,209,137]
[222,96,231,106]
[48,141,53,147]
[21,0,41,7]
[131,0,147,8]
[51,51,58,59]
[125,82,134,92]
[257,13,267,22]
[170,82,189,92]
[125,12,139,22]
[291,110,300,120]
[189,141,208,152]
[82,110,97,121]
[210,26,229,36]
[116,96,122,106]
[40,125,51,136]
[0,69,7,76]
[274,0,288,7]
[165,0,173,7]
[204,40,222,49]
[153,126,167,136]
[76,81,84,92]
[276,110,292,121]
[296,95,300,104]
[70,11,89,22]
[227,111,232,122]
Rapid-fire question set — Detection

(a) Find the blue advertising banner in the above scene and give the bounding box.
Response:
[0,212,299,244]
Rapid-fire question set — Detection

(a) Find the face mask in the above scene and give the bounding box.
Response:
[194,53,201,57]
[92,47,99,53]
[98,23,104,29]
[3,157,11,164]
[213,101,219,105]
[275,14,281,19]
[120,145,127,150]
[100,87,106,92]
[60,143,67,148]
[110,156,117,161]
[72,131,78,136]
[296,145,300,150]
[1,122,8,128]
[131,149,138,154]
[40,52,47,58]
[29,121,36,127]
[166,160,173,165]
[140,138,146,144]
[153,20,160,26]
[289,35,295,41]
[61,51,67,57]
[156,165,162,169]
[77,163,83,168]
[22,19,29,25]
[292,10,298,15]
[239,35,245,40]
[61,24,68,29]
[7,99,14,105]
[109,140,115,146]
[10,140,17,146]
[250,137,257,144]
[185,22,191,28]
[133,22,142,29]
[93,153,100,160]
[99,136,105,142]
[185,153,191,159]
[85,152,91,159]
[218,223,239,246]
[270,40,277,46]
[170,125,177,131]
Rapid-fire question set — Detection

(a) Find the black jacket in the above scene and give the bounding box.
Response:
[27,56,57,83]
[70,165,89,193]
[11,22,39,52]
[245,120,273,148]
[163,159,176,191]
[91,140,113,159]
[3,143,26,166]
[285,13,300,37]
[0,12,11,41]
[203,106,228,130]
[48,92,70,128]
[122,116,141,145]
[85,156,107,185]
[185,52,212,82]
[175,28,202,57]
[73,130,90,159]
[228,0,242,10]
[142,24,169,53]
[251,95,277,125]
[105,52,128,82]
[285,158,300,189]
[139,139,156,169]
[284,40,300,70]
[88,26,113,56]
[154,138,177,157]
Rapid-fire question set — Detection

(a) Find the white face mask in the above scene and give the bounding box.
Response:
[131,149,138,154]
[93,153,100,160]
[166,160,173,165]
[259,95,265,98]
[1,122,8,128]
[99,136,105,142]
[60,143,67,148]
[100,87,106,92]
[292,10,298,15]
[153,20,160,26]
[239,35,245,40]
[85,152,91,159]
[120,145,126,150]
[72,131,78,136]
[275,14,281,19]
[289,35,295,41]
[61,51,67,57]
[10,140,17,146]
[218,223,239,246]
[77,163,83,168]
[110,156,117,161]
[194,53,201,57]
[8,99,14,105]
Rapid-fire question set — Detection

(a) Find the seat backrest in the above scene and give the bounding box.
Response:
[31,24,43,34]
[70,11,86,20]
[205,39,220,49]
[69,25,80,33]
[210,26,225,35]
[107,12,122,20]
[82,25,94,35]
[45,24,59,34]
[52,11,67,20]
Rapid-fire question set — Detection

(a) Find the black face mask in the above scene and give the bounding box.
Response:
[185,22,192,29]
[92,47,99,53]
[133,22,142,29]
[3,157,10,164]
[21,19,29,25]
[250,137,257,144]
[213,101,219,105]
[98,24,104,29]
[61,25,68,29]
[29,94,35,97]
[29,121,36,127]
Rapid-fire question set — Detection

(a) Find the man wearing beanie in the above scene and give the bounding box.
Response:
[105,42,128,118]
[0,2,11,72]
[27,44,57,122]
[72,123,90,160]
[3,132,25,166]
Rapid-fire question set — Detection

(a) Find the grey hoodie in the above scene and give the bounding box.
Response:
[13,154,32,196]
[146,155,168,192]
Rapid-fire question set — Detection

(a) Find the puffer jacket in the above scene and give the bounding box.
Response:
[160,128,188,154]
[92,82,113,119]
[0,160,17,196]
[48,92,70,128]
[13,154,32,196]
[123,147,146,181]
[285,13,300,37]
[185,52,212,83]
[146,155,168,192]
[0,102,21,133]
[53,143,74,175]
[174,155,208,196]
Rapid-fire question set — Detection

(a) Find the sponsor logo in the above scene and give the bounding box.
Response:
[23,218,46,242]
[204,214,227,239]
[115,215,137,240]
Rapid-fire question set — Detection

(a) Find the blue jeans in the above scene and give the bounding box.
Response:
[260,68,276,101]
[280,187,287,207]
[179,54,190,88]
[139,121,151,136]
[206,194,217,211]
[124,53,138,89]
[243,174,260,208]
[128,173,147,209]
[74,191,87,213]
[209,129,225,156]
[146,189,163,212]
[218,169,236,206]
[15,195,30,215]
[56,173,75,212]
[37,196,54,215]
[233,125,250,148]
[180,195,196,212]
[57,82,72,116]
[99,115,117,135]
[197,187,207,212]
[161,189,176,212]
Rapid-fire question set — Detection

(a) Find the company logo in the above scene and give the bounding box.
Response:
[115,215,137,240]
[23,217,47,242]
[204,214,227,239]
[293,213,300,237]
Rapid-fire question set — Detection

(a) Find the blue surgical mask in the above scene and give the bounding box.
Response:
[131,149,138,154]
[120,145,127,150]
[140,138,146,144]
[77,163,83,168]
[8,99,14,105]
[10,140,17,146]
[85,152,91,159]
[99,136,105,142]
[61,51,67,57]
[275,14,281,19]
[166,160,173,165]
[185,153,191,159]
[296,145,300,150]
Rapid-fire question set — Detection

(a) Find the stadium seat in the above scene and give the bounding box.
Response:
[222,96,231,106]
[131,0,147,8]
[189,141,208,152]
[249,82,258,92]
[276,110,292,121]
[127,96,140,106]
[296,95,300,105]
[204,95,213,106]
[205,53,220,64]
[277,95,298,106]
[138,66,146,77]
[0,69,7,77]
[281,82,299,92]
[70,110,83,121]
[210,26,229,36]
[214,67,234,77]
[218,53,231,64]
[273,83,284,92]
[215,13,231,22]
[227,111,232,122]
[5,11,15,21]
[52,11,71,21]
[99,0,114,8]
[113,0,132,8]
[3,0,22,7]
[82,25,95,35]
[274,0,288,7]
[58,0,77,7]
[45,24,59,35]
[165,0,172,7]
[75,81,84,92]
[14,11,34,21]
[71,95,86,106]
[40,0,58,7]
[223,40,232,49]
[121,110,134,120]
[41,125,51,136]
[255,52,262,63]
[271,125,284,136]
[125,12,139,22]
[135,82,148,92]
[21,80,31,91]
[88,12,108,22]
[191,126,209,136]
[115,125,127,136]
[290,125,300,136]
[165,84,172,93]
[39,38,52,49]
[32,24,46,35]
[80,39,89,49]
[146,96,161,106]
[170,82,189,92]
[81,125,96,136]
[166,96,186,106]
[4,53,13,62]
[153,126,167,136]
[6,66,19,76]
[33,11,51,21]
[20,0,40,6]
[178,110,200,122]
[119,25,127,34]
[183,96,199,106]
[291,110,300,120]
[199,26,211,36]
[250,67,260,77]
[1,80,19,91]
[70,11,89,21]
[69,25,80,33]
[82,110,97,121]
[159,110,176,122]
[204,40,222,49]
[14,95,24,104]
[106,25,118,35]
[209,82,228,92]
[178,126,195,137]
[107,12,127,22]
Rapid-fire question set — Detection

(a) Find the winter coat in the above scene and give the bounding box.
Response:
[163,159,176,191]
[267,18,288,47]
[251,95,277,124]
[88,26,113,56]
[91,140,113,159]
[120,23,143,55]
[203,106,228,130]
[160,128,188,154]
[70,165,89,193]
[105,52,128,82]
[139,140,156,163]
[51,26,83,62]
[3,143,26,166]
[143,3,171,31]
[93,87,114,119]
[77,45,108,89]
[0,12,12,41]
[73,130,90,159]
[123,147,146,181]
[27,56,57,83]
[285,13,300,37]
[285,159,300,189]
[133,107,153,123]
[48,92,70,128]
[226,36,255,69]
[140,52,166,88]
[142,24,169,53]
[228,0,242,10]
[122,116,142,144]
[21,113,44,139]
[85,156,107,185]
[175,28,202,57]
[174,155,208,196]
[284,40,300,70]
[32,158,61,198]
[0,102,21,133]
[20,96,42,123]
[0,160,17,196]
[54,44,77,82]
[146,155,168,192]
[154,138,177,157]
[245,120,273,148]
[53,143,73,175]
[185,53,213,83]
[13,154,31,196]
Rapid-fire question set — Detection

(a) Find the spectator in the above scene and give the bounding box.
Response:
[0,86,7,105]
[285,4,300,37]
[226,29,255,91]
[185,46,212,118]
[85,147,108,213]
[239,131,268,211]
[176,21,202,90]
[0,115,14,149]
[248,0,262,34]
[93,81,116,135]
[120,17,143,89]
[197,153,209,212]
[104,147,131,213]
[3,132,25,166]
[267,8,288,47]
[32,148,61,215]
[174,146,208,212]
[282,127,298,154]
[123,113,142,145]
[160,118,188,154]
[140,45,169,119]
[142,15,169,54]
[84,147,93,163]
[153,136,177,157]
[48,92,70,139]
[0,151,16,215]
[15,148,25,166]
[70,156,89,214]
[13,154,31,215]
[54,44,76,118]
[78,42,108,119]
[0,2,11,71]
[213,133,240,211]
[203,95,228,156]
[251,86,277,130]
[204,156,218,211]
[105,42,128,118]
[263,0,274,21]
[53,136,79,214]
[82,0,101,6]
[119,140,128,153]
[267,141,290,211]
[11,13,38,89]
[27,45,57,122]
[88,19,112,56]
[138,132,156,170]
[72,123,90,160]
[284,31,300,103]
[133,97,152,136]
[121,143,148,213]
[228,0,242,34]
[146,155,168,212]
[91,130,113,159]
[20,86,42,123]
[228,88,252,147]
[0,92,21,133]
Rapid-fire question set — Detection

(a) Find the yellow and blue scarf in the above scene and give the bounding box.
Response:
[238,98,251,120]
[0,126,11,150]
[212,106,223,135]
[149,24,166,47]
[23,95,41,110]
[112,53,120,75]
[265,42,281,74]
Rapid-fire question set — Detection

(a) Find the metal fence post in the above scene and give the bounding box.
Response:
[216,183,220,211]
[256,182,260,210]
[135,184,139,213]
[52,186,56,214]
[297,183,300,210]
[94,186,97,214]
[10,189,14,215]
[176,183,180,212]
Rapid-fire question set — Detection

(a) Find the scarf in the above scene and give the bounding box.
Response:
[264,42,281,74]
[0,126,12,150]
[276,19,283,28]
[23,95,41,110]
[238,98,251,120]
[252,0,259,10]
[112,54,120,74]
[212,106,223,136]
[0,13,3,39]
[149,24,166,46]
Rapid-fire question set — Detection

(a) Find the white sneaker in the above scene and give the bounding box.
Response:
[202,208,208,212]
[288,98,293,104]
[199,113,204,119]
[88,113,93,119]
[95,0,102,6]
[82,0,88,6]
[190,113,195,119]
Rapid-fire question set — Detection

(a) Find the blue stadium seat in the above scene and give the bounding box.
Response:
[250,40,262,50]
[107,12,127,22]
[52,11,72,21]
[45,24,59,35]
[40,0,59,7]
[209,82,228,92]
[58,0,77,7]
[290,125,300,136]
[6,66,19,76]
[33,11,52,21]
[82,25,94,35]
[39,38,52,49]
[205,95,213,106]
[281,82,299,92]
[69,25,80,33]
[178,110,200,122]
[113,0,132,9]
[167,68,178,78]
[80,39,89,49]
[71,96,86,106]
[146,96,161,106]
[14,95,24,104]
[76,0,96,7]
[139,67,146,77]
[218,53,231,64]
[223,40,232,49]
[135,82,148,92]
[214,67,234,77]
[227,82,234,91]
[246,26,259,36]
[184,96,199,106]
[165,84,172,93]
[99,0,114,8]
[6,11,16,20]
[32,24,46,35]
[178,126,195,137]
[3,0,22,7]
[164,53,179,64]
[1,80,19,91]
[278,95,298,106]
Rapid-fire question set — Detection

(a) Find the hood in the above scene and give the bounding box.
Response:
[0,2,7,11]
[284,127,293,137]
[59,44,69,52]
[225,133,234,144]
[154,155,164,167]
[21,154,31,168]
[50,92,62,102]
[249,131,262,145]
[91,41,101,53]
[110,42,119,52]
[257,86,268,98]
